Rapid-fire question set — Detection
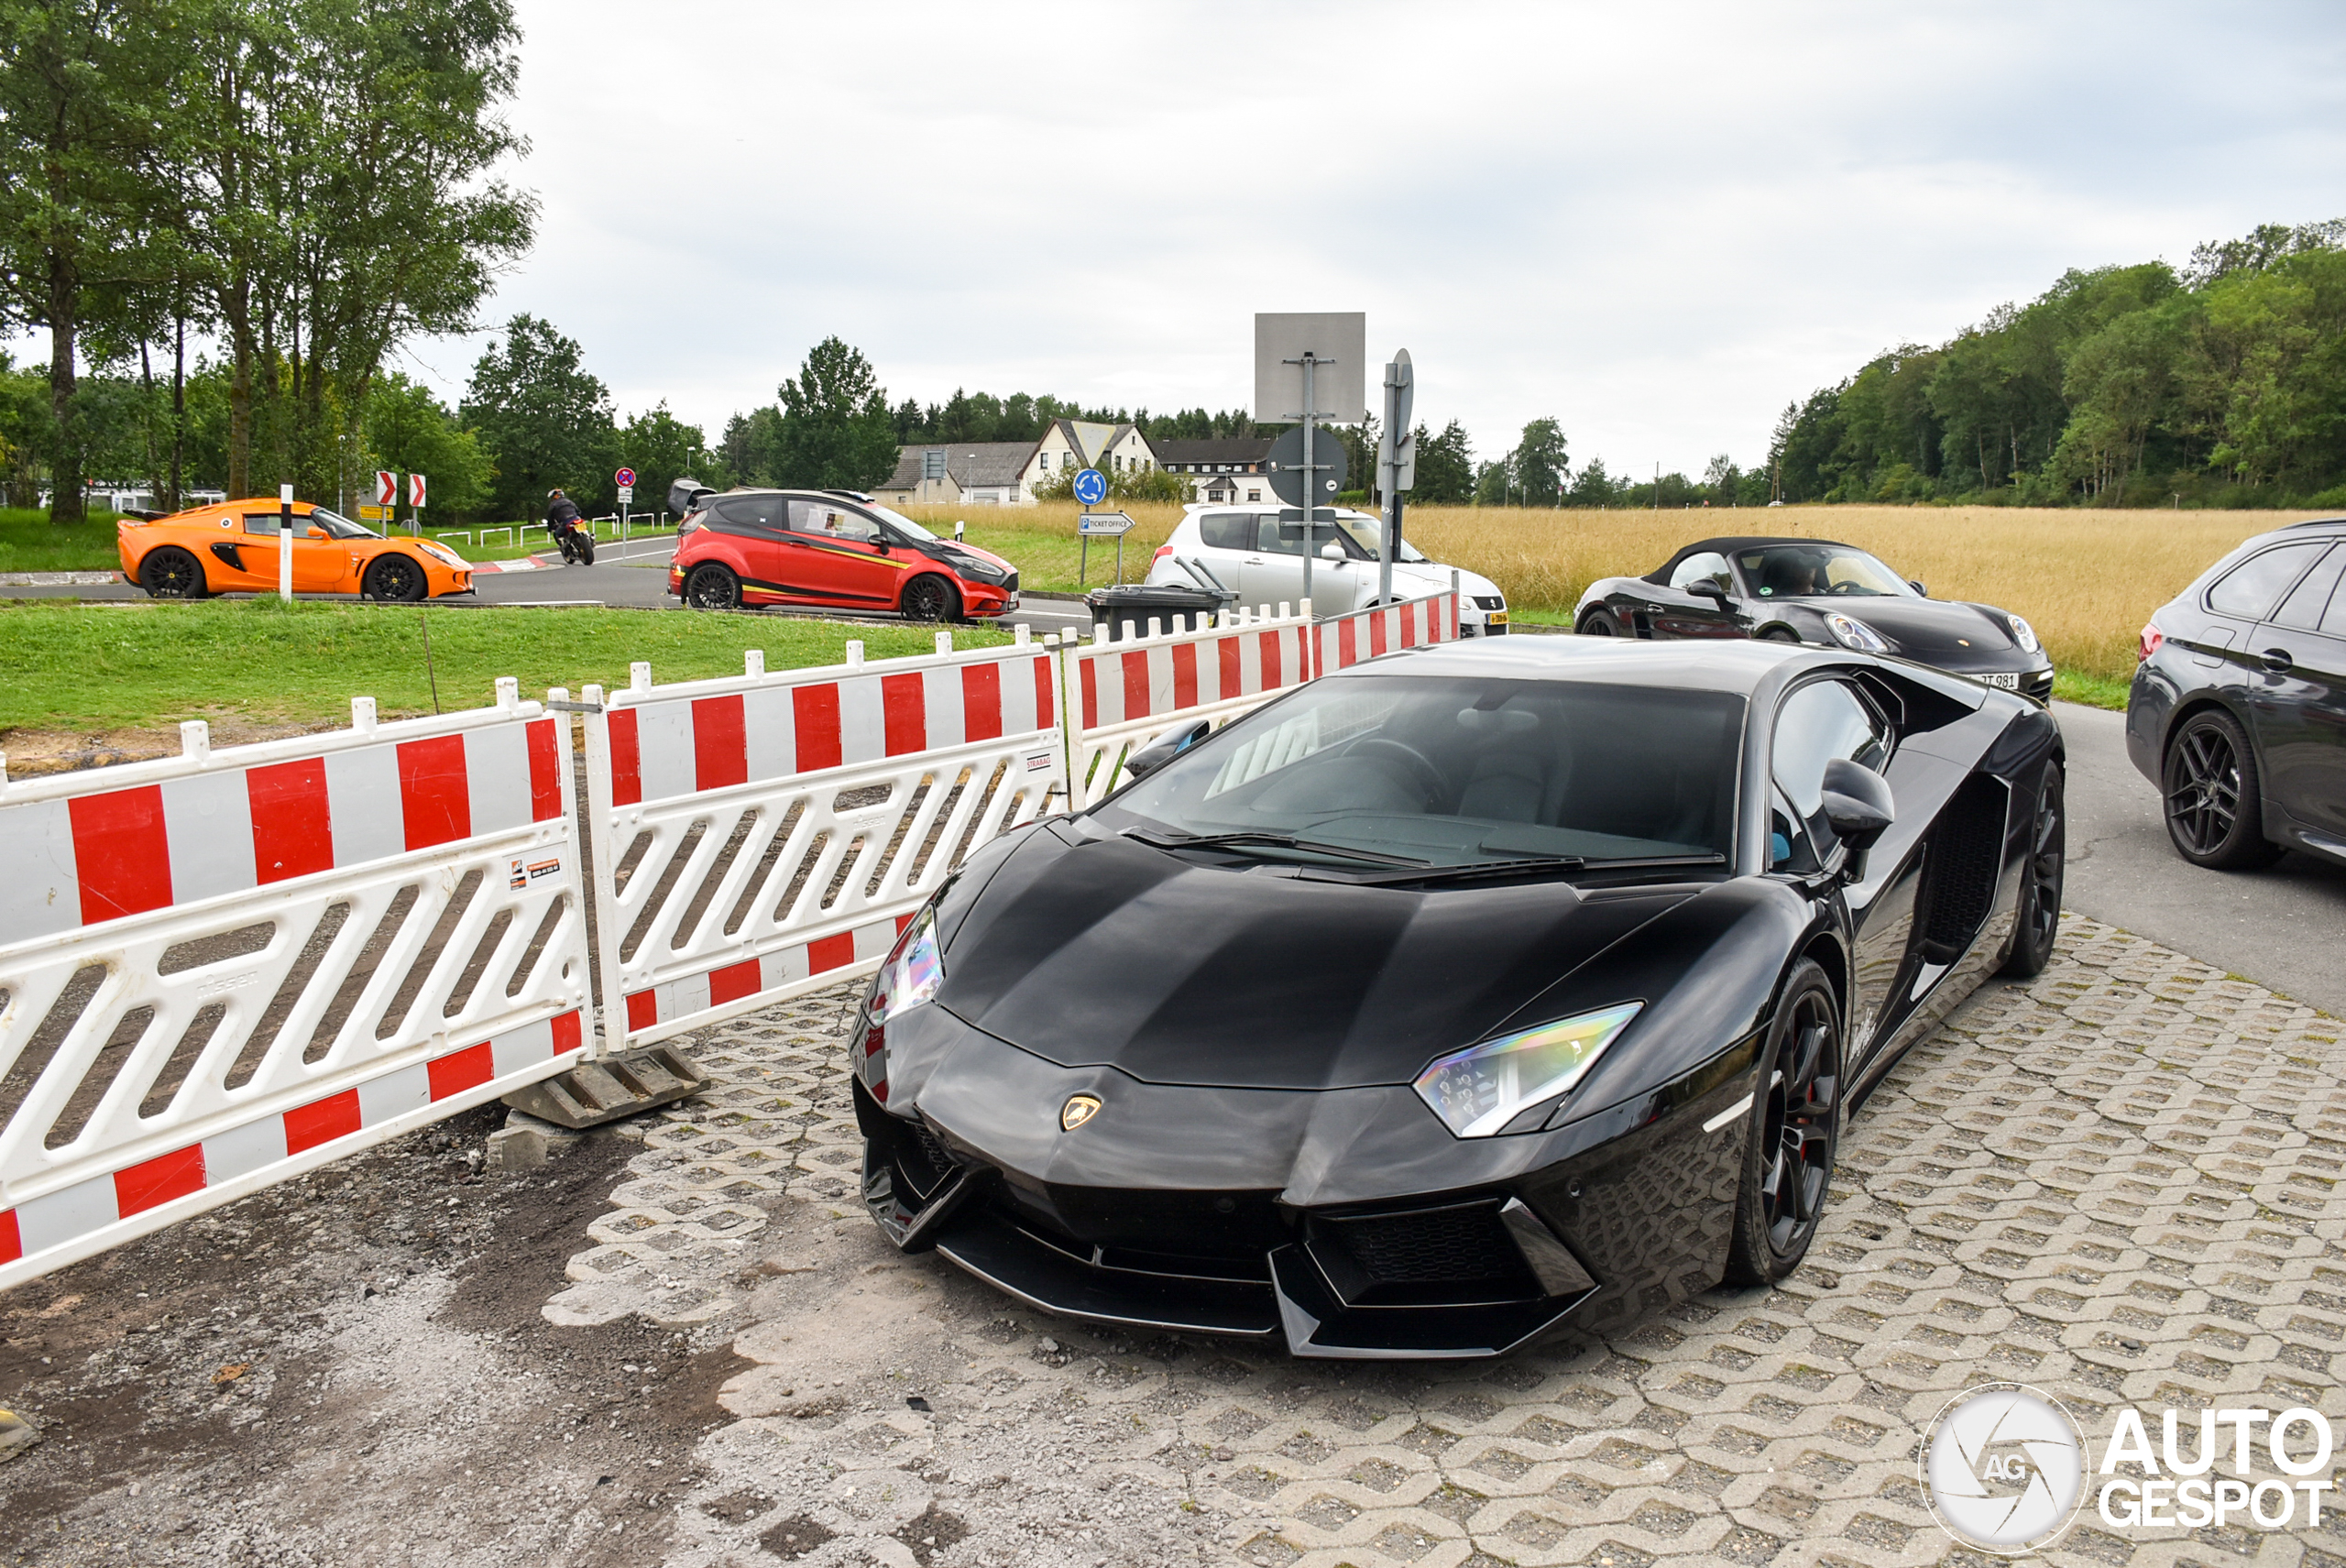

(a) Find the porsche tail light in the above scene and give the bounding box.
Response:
[2138,622,2164,661]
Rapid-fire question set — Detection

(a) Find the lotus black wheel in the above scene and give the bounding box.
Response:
[2000,764,2065,977]
[683,563,741,610]
[364,555,426,602]
[1725,959,1840,1286]
[1575,607,1620,636]
[140,546,206,599]
[2163,708,2281,870]
[901,573,959,623]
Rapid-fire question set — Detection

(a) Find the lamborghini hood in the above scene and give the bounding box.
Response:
[933,825,1694,1091]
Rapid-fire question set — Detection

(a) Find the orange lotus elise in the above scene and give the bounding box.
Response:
[117,499,474,600]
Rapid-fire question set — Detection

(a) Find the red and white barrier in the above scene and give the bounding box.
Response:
[1062,603,1317,808]
[1313,587,1462,676]
[583,634,1064,1052]
[0,685,596,1289]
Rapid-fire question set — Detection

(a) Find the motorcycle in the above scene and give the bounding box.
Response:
[548,516,597,565]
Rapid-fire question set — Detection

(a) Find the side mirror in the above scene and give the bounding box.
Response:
[1688,579,1731,605]
[1124,718,1211,781]
[1908,580,1927,597]
[1819,757,1895,854]
[1320,543,1344,561]
[306,525,328,539]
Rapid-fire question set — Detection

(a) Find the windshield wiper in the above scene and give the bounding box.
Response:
[1122,828,1429,869]
[1333,851,1729,886]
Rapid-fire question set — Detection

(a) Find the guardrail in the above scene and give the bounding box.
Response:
[0,684,595,1288]
[579,631,1065,1054]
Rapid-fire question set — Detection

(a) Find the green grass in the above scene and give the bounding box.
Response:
[0,508,134,573]
[2053,668,2132,710]
[958,518,1160,594]
[0,598,1007,734]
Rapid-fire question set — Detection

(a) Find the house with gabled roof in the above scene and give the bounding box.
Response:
[873,419,1161,508]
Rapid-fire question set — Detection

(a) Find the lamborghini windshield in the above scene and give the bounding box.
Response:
[1737,544,1913,598]
[1104,674,1744,870]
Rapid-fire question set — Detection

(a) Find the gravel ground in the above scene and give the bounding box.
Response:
[4,913,2342,1567]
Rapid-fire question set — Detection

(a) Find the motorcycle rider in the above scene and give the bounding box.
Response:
[543,488,589,564]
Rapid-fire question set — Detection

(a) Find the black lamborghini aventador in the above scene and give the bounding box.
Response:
[851,637,2066,1358]
[1575,537,2055,703]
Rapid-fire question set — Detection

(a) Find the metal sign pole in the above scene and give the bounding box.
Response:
[278,482,293,603]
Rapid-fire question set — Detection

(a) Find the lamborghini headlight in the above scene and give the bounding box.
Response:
[2006,613,2040,654]
[1823,612,1890,653]
[1411,1002,1643,1138]
[870,905,943,1025]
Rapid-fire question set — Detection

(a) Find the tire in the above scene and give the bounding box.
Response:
[576,533,596,565]
[2162,708,2282,870]
[364,554,427,602]
[683,563,741,611]
[901,573,960,623]
[2000,763,2065,977]
[1574,606,1621,636]
[1759,627,1801,643]
[1724,959,1842,1287]
[140,546,207,599]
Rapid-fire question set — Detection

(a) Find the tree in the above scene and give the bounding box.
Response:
[364,370,489,519]
[1474,457,1512,506]
[0,0,185,521]
[1507,418,1569,503]
[771,336,899,490]
[460,313,616,519]
[616,402,712,521]
[1410,420,1474,503]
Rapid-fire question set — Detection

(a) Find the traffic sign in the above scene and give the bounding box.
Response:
[617,486,633,506]
[1377,349,1416,492]
[358,504,389,521]
[1077,511,1135,535]
[376,470,396,506]
[406,472,427,508]
[1071,467,1108,507]
[1264,426,1348,509]
[614,466,636,488]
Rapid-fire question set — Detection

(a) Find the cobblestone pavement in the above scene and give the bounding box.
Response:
[556,915,2346,1568]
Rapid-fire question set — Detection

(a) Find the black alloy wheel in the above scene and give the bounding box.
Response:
[2162,708,2282,870]
[364,555,427,602]
[1725,959,1841,1285]
[683,563,741,611]
[140,546,206,599]
[2000,764,2066,977]
[901,574,960,623]
[1574,606,1621,636]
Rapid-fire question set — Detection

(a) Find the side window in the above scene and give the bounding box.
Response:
[1770,786,1820,874]
[1667,552,1732,593]
[242,511,288,534]
[2207,543,2327,620]
[2271,544,2343,631]
[1771,679,1889,849]
[1198,511,1252,550]
[712,494,784,532]
[788,499,879,542]
[1256,518,1306,555]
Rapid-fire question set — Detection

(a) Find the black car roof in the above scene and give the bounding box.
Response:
[1646,536,1866,585]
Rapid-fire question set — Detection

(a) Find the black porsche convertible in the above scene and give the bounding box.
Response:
[851,637,2065,1357]
[1575,537,2055,703]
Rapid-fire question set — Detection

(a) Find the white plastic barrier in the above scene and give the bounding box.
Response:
[0,685,594,1288]
[583,633,1064,1052]
[1064,604,1317,809]
[1313,587,1462,676]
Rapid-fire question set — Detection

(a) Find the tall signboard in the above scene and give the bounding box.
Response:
[1254,313,1365,609]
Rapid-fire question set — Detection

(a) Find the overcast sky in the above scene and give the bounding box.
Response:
[108,3,2346,475]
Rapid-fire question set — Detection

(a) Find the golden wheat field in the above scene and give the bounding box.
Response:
[916,501,2330,685]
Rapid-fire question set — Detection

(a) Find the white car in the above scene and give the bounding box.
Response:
[1144,504,1509,634]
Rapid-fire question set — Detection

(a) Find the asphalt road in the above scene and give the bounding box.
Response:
[2055,697,2346,1015]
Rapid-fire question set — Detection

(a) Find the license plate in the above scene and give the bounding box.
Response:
[1978,671,2021,690]
[1485,610,1508,625]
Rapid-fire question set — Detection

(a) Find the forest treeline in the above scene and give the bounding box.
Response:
[1770,219,2346,508]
